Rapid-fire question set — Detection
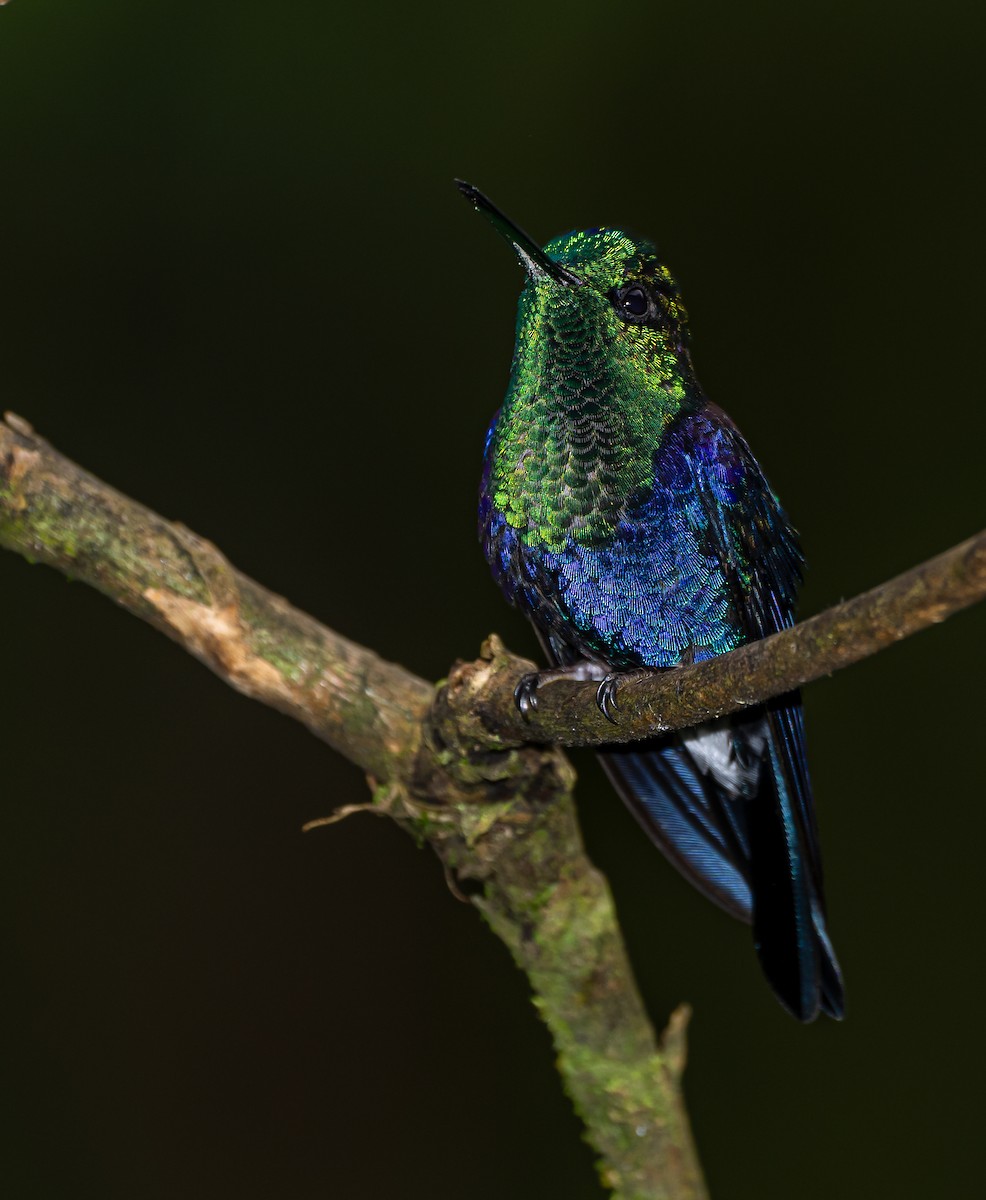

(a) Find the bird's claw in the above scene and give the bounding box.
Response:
[514,672,542,719]
[595,672,623,725]
[516,661,623,722]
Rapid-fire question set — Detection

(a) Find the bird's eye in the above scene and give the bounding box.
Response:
[611,285,651,322]
[622,287,648,315]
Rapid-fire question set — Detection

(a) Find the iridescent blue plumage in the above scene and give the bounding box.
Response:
[463,182,843,1021]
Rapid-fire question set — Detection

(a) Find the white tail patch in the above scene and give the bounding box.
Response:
[681,717,768,798]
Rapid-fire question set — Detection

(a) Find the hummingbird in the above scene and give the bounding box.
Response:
[458,181,844,1021]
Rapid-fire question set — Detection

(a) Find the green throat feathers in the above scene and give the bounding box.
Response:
[486,227,699,554]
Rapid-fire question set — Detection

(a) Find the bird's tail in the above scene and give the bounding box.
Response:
[599,695,844,1021]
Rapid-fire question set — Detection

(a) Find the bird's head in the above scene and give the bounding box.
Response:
[456,181,693,399]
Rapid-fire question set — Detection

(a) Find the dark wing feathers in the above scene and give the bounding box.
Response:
[600,735,754,921]
[712,428,843,1016]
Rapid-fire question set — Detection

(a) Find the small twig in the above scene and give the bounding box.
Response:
[301,804,383,832]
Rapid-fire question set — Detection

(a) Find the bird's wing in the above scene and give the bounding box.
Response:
[688,412,827,896]
[600,409,843,1019]
[691,411,842,1018]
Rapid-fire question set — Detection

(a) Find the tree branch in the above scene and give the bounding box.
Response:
[0,412,433,781]
[451,527,986,752]
[0,412,708,1198]
[3,410,984,1199]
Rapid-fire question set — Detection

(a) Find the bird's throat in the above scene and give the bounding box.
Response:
[488,360,691,552]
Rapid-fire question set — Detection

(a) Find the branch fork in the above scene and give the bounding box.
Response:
[3,410,984,1200]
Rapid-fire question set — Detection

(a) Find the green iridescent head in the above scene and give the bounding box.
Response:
[541,225,690,340]
[457,180,692,378]
[457,182,700,550]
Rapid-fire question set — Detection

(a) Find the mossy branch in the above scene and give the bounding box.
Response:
[2,411,984,1199]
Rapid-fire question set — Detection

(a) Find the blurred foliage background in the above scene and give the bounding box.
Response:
[2,2,984,1197]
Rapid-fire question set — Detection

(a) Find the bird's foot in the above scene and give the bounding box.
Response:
[595,667,663,725]
[514,672,543,719]
[513,659,608,720]
[595,673,623,724]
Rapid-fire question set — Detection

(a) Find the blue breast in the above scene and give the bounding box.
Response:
[481,409,755,668]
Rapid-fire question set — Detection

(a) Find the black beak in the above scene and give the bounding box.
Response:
[455,180,584,288]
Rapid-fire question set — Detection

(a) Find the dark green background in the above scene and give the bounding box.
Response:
[2,2,984,1197]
